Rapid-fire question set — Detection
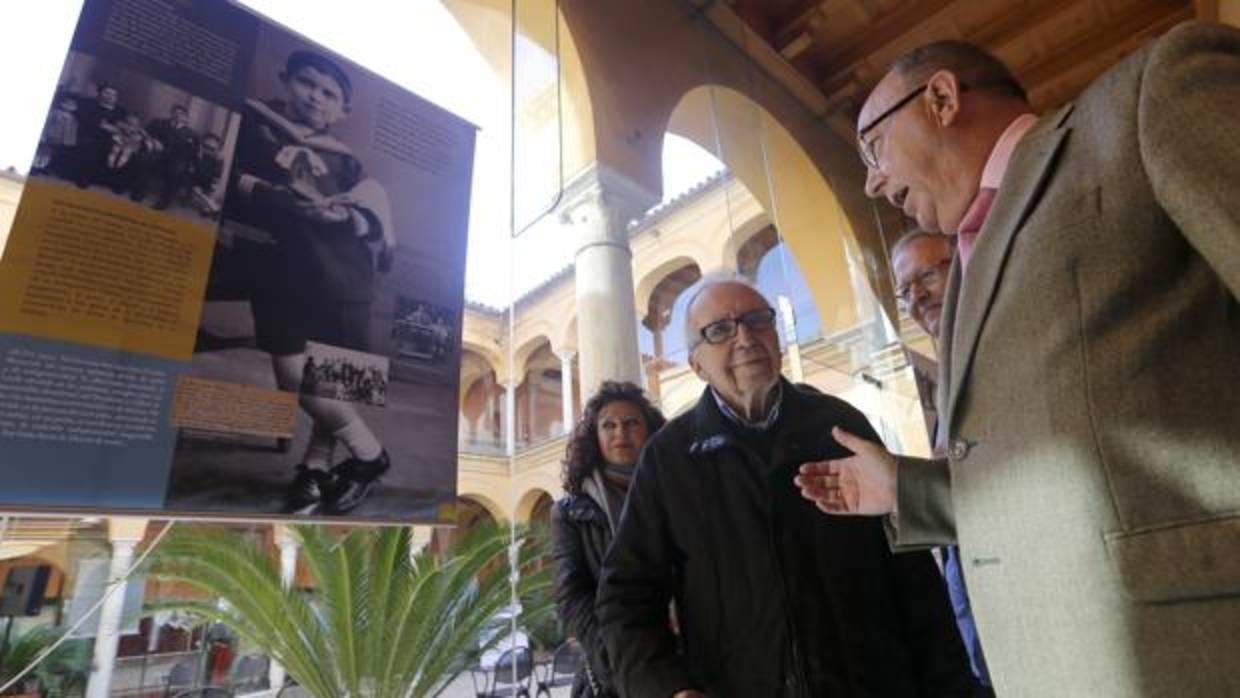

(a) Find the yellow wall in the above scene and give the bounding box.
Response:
[667,87,861,334]
[0,173,22,255]
[443,0,598,183]
[1221,0,1240,25]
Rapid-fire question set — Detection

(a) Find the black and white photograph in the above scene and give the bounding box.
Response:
[392,296,456,365]
[300,341,390,407]
[33,51,240,227]
[166,21,475,523]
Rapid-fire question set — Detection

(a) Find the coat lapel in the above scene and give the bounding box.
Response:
[934,256,963,449]
[943,104,1075,433]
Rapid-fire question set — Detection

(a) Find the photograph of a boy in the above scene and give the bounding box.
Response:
[103,113,152,170]
[34,93,78,176]
[222,49,398,515]
[139,104,201,209]
[189,133,225,217]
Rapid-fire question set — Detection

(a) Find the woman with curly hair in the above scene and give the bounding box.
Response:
[552,380,666,698]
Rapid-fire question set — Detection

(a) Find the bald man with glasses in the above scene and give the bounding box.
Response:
[596,274,972,698]
[799,22,1240,697]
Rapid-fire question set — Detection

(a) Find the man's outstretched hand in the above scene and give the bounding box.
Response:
[794,427,898,515]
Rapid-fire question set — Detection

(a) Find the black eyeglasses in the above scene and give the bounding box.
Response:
[895,259,951,307]
[856,84,928,169]
[693,307,777,349]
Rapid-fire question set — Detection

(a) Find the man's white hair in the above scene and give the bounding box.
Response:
[680,271,772,352]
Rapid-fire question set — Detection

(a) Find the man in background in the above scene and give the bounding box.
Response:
[892,230,992,696]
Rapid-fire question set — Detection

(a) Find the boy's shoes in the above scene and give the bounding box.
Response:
[325,449,390,514]
[283,465,332,515]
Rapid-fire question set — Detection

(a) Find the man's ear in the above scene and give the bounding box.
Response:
[924,70,962,128]
[688,350,706,381]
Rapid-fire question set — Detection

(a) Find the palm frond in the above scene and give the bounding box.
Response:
[148,522,554,698]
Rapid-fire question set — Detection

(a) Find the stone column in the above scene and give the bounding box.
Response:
[484,383,498,445]
[525,371,538,442]
[560,163,658,398]
[504,379,517,456]
[85,517,147,698]
[555,349,576,434]
[777,295,805,382]
[409,526,434,558]
[267,525,299,691]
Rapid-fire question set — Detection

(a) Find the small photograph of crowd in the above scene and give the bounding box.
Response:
[33,51,240,227]
[300,341,390,407]
[391,297,456,365]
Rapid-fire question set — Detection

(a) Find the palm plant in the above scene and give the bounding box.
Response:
[0,624,91,697]
[149,522,553,698]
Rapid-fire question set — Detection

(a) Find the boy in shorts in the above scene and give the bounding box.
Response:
[221,49,396,515]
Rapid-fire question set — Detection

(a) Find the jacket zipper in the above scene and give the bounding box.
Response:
[749,445,811,697]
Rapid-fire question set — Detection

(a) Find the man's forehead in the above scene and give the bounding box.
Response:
[294,66,345,94]
[894,236,953,270]
[858,70,906,132]
[693,283,769,320]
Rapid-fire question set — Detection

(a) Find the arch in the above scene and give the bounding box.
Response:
[515,487,555,523]
[635,255,705,318]
[460,348,497,395]
[553,315,578,357]
[514,341,564,444]
[664,84,865,334]
[443,0,598,177]
[513,334,555,379]
[725,213,777,277]
[552,2,897,320]
[735,224,780,281]
[461,338,505,382]
[458,492,506,522]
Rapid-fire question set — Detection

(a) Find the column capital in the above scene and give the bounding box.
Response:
[107,517,148,545]
[273,523,298,549]
[553,347,577,363]
[559,162,659,250]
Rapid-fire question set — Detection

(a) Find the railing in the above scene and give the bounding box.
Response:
[110,649,205,696]
[458,432,569,457]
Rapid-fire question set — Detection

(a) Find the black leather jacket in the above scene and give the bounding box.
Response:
[552,487,619,697]
[597,381,974,698]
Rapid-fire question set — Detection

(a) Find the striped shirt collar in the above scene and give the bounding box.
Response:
[711,382,783,431]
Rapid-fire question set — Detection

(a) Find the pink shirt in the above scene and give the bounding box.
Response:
[957,113,1039,267]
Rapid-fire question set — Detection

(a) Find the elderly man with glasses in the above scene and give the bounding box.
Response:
[596,274,972,698]
[798,22,1240,698]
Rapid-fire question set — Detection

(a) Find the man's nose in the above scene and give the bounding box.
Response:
[864,167,887,199]
[912,282,932,304]
[734,322,759,347]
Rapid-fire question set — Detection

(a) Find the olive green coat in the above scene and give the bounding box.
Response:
[893,20,1240,698]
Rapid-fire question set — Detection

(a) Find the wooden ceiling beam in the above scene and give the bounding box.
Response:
[1193,0,1219,20]
[730,0,779,43]
[968,0,1079,48]
[773,2,826,51]
[814,0,955,77]
[1018,0,1192,88]
[812,0,957,116]
[817,0,1192,127]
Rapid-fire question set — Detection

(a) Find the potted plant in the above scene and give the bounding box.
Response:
[149,522,553,697]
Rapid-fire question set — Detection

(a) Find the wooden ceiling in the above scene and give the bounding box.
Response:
[715,0,1201,136]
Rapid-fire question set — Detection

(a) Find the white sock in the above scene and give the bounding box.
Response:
[301,427,335,469]
[333,420,382,461]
